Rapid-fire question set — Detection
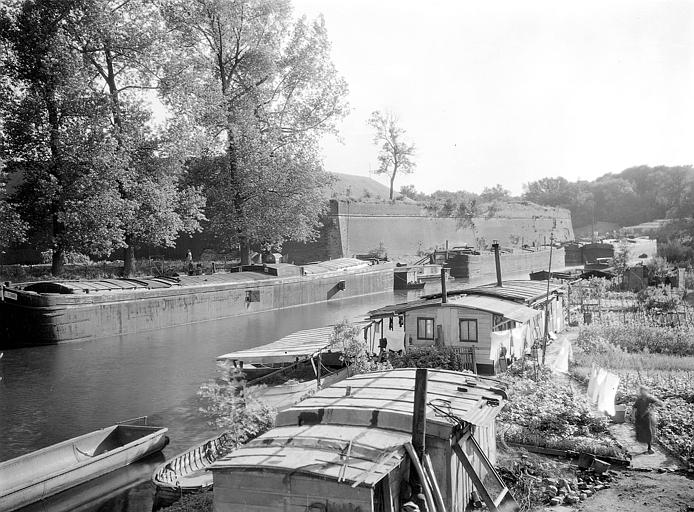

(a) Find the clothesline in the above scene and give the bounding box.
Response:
[587,365,620,416]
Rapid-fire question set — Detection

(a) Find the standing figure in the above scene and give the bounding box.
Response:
[186,250,193,275]
[632,385,664,454]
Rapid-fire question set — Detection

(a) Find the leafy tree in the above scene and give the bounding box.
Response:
[0,162,26,248]
[1,0,128,275]
[162,0,347,264]
[523,177,572,206]
[198,363,275,447]
[62,0,206,276]
[399,184,422,201]
[613,240,630,286]
[368,110,416,200]
[455,198,481,247]
[480,184,510,203]
[524,166,694,231]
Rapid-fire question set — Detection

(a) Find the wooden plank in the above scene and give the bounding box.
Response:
[404,442,437,512]
[424,453,448,512]
[505,442,631,466]
[452,442,496,511]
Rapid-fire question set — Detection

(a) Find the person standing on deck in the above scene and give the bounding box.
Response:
[186,250,193,275]
[632,385,664,454]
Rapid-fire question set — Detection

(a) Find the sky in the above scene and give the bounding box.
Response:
[292,0,694,196]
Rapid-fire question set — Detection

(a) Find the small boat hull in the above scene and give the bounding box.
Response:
[0,424,168,512]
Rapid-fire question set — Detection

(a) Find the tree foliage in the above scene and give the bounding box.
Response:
[329,319,391,375]
[162,0,347,263]
[523,166,694,229]
[61,0,206,275]
[198,363,275,447]
[368,110,415,200]
[0,0,127,274]
[0,0,206,275]
[0,162,26,248]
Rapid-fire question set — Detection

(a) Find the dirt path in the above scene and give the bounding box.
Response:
[574,470,694,512]
[535,329,694,511]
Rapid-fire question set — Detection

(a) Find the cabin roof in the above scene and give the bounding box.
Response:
[19,272,282,294]
[275,368,507,435]
[211,424,410,486]
[462,280,565,304]
[368,294,540,323]
[302,258,371,275]
[216,323,367,363]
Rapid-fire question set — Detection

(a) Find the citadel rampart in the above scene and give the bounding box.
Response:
[285,200,574,264]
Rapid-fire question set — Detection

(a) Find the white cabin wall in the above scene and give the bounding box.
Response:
[214,470,373,512]
[403,306,493,358]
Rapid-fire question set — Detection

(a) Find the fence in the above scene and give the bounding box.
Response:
[448,346,477,373]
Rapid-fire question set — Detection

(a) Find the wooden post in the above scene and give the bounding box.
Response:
[492,241,502,287]
[541,234,554,365]
[412,368,428,461]
[441,268,448,304]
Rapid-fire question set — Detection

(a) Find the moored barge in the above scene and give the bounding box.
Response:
[0,258,393,347]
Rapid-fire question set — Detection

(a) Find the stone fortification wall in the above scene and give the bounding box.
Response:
[285,200,574,264]
[449,248,566,279]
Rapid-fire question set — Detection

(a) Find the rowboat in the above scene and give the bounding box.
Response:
[152,324,366,504]
[152,432,235,506]
[0,420,169,512]
[14,452,165,512]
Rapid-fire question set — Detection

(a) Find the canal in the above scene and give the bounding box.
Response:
[0,275,513,511]
[0,285,439,511]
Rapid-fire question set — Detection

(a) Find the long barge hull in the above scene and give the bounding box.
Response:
[0,262,393,347]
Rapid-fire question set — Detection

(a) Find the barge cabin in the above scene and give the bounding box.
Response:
[369,280,566,375]
[210,368,516,512]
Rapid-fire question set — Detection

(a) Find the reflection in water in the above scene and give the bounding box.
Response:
[0,277,495,511]
[14,453,164,512]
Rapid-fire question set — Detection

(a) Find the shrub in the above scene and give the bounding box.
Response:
[390,346,474,372]
[330,320,392,374]
[636,285,682,311]
[577,323,694,356]
[160,492,213,512]
[198,364,275,447]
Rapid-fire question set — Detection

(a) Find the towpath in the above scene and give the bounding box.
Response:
[544,328,683,471]
[536,329,693,512]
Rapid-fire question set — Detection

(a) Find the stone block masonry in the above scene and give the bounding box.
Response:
[285,200,574,264]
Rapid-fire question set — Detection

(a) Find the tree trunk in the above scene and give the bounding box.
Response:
[123,240,135,277]
[389,163,399,200]
[51,245,64,277]
[239,238,251,266]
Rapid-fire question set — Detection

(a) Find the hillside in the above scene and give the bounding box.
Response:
[326,172,396,199]
[523,165,694,229]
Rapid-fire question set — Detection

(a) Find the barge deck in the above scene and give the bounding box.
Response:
[0,259,393,347]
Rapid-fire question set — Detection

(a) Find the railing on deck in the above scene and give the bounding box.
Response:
[447,346,477,373]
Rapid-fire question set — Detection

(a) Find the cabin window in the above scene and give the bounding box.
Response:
[459,319,478,342]
[417,317,435,340]
[493,314,516,332]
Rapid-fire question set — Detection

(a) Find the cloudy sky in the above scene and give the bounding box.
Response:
[293,0,694,196]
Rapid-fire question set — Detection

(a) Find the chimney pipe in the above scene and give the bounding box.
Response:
[440,267,448,303]
[492,241,502,287]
